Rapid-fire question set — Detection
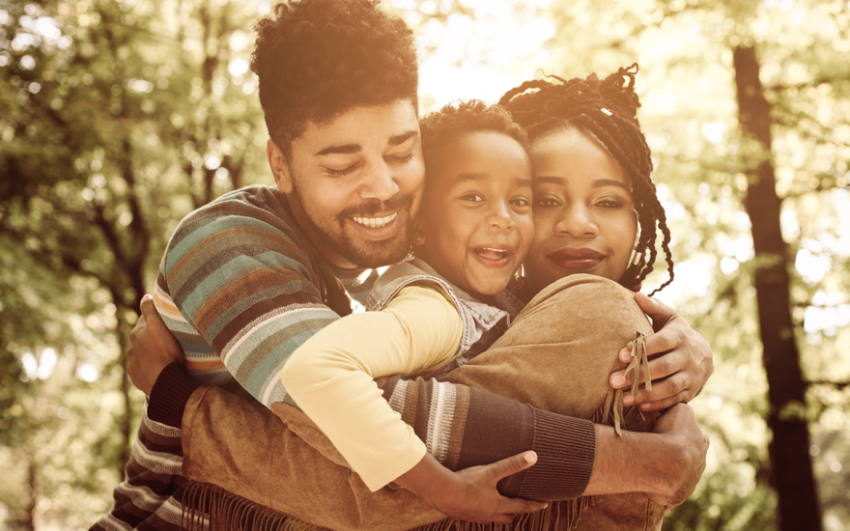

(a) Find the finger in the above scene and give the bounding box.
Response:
[634,293,678,328]
[486,452,538,482]
[636,393,688,412]
[496,496,548,515]
[624,373,690,407]
[140,295,157,319]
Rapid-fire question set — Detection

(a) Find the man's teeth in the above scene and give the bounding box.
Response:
[352,212,397,228]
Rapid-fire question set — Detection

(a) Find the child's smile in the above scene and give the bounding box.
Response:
[415,131,534,302]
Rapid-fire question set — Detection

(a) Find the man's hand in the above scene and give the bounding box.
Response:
[585,403,709,508]
[644,404,709,508]
[127,294,185,396]
[395,452,547,524]
[609,293,714,411]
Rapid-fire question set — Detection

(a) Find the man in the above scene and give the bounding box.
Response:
[94,1,712,530]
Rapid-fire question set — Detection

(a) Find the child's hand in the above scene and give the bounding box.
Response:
[394,451,547,524]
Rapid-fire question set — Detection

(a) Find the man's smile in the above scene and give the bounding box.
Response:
[351,212,398,229]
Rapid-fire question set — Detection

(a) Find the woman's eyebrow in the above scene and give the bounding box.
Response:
[593,178,630,190]
[535,176,567,185]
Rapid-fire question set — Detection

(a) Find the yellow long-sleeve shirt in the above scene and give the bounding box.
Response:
[279,285,463,491]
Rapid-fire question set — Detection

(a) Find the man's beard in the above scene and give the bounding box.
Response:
[292,184,415,269]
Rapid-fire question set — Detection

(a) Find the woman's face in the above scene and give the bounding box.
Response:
[524,128,637,295]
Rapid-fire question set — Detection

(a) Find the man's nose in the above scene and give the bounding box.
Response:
[360,161,398,202]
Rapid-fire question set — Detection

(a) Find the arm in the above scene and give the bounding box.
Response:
[585,403,709,508]
[279,286,461,491]
[609,293,715,411]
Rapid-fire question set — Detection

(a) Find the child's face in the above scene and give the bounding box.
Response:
[416,131,533,301]
[524,128,637,295]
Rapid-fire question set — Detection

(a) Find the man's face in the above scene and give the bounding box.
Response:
[270,100,424,269]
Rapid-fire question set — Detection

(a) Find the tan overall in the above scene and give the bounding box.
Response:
[180,275,664,531]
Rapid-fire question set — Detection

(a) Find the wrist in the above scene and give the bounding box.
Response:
[147,362,200,428]
[584,425,666,496]
[394,452,459,505]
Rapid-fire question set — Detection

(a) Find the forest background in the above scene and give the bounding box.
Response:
[1,0,848,529]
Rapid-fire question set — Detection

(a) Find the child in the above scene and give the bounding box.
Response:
[280,100,547,523]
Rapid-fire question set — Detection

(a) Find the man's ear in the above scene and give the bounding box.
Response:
[267,139,293,193]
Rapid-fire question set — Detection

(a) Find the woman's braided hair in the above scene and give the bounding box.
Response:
[500,64,674,293]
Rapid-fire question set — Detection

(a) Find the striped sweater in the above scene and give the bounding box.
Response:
[92,185,596,531]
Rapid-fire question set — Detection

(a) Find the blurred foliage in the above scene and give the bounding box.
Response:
[1,0,850,529]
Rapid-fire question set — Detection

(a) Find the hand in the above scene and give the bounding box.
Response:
[127,294,185,395]
[645,404,709,508]
[395,452,547,524]
[609,293,714,411]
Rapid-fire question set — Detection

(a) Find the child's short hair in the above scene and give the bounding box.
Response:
[251,0,418,159]
[419,100,531,178]
[500,64,674,292]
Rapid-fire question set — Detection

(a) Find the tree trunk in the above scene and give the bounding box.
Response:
[732,44,822,531]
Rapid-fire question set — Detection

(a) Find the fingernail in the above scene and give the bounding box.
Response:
[525,452,537,464]
[142,294,153,301]
[623,395,635,406]
[611,375,626,387]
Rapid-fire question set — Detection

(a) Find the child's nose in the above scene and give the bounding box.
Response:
[487,202,515,230]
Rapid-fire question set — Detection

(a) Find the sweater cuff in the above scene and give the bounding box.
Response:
[147,362,201,428]
[519,409,597,501]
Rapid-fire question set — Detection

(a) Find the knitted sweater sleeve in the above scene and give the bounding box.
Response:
[158,187,342,407]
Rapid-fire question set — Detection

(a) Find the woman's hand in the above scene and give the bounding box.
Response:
[127,294,185,396]
[394,451,547,524]
[609,293,714,411]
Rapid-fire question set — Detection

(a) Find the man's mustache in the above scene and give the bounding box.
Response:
[338,193,414,219]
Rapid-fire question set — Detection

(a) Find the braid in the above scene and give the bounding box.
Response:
[502,64,675,294]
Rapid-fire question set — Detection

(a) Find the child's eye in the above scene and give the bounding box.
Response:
[460,193,484,202]
[510,197,531,207]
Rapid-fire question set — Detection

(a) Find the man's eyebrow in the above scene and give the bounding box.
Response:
[388,130,418,146]
[315,143,361,156]
[314,130,417,156]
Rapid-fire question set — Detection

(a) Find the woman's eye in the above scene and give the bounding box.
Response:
[596,198,624,208]
[534,197,560,208]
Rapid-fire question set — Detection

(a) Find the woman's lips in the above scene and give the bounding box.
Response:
[546,247,605,271]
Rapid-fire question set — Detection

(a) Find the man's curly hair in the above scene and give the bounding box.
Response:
[251,0,419,158]
[418,100,530,179]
